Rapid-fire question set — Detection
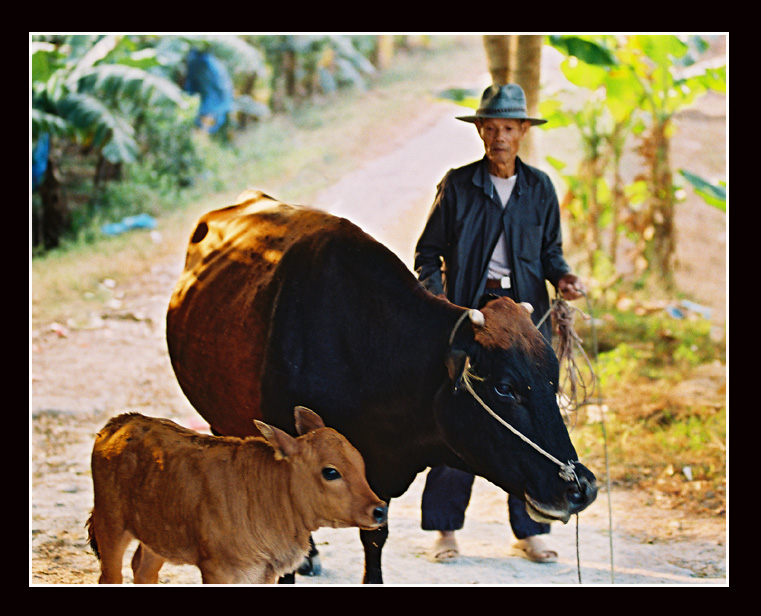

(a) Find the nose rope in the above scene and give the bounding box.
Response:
[459,367,580,486]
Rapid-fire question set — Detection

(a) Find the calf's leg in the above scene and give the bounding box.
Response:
[131,543,166,584]
[94,529,133,584]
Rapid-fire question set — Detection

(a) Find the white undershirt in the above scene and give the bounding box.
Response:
[487,174,517,280]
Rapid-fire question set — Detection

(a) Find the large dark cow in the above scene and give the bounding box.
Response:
[166,190,597,584]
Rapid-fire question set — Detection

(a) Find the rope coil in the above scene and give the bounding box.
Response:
[539,295,597,416]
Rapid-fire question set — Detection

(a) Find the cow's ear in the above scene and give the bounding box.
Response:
[294,406,325,435]
[255,420,299,459]
[445,349,469,392]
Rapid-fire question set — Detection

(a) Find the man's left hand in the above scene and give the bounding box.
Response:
[558,273,586,300]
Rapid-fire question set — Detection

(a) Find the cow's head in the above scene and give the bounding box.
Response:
[435,297,597,524]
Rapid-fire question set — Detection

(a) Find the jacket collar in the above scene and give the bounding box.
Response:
[473,155,527,204]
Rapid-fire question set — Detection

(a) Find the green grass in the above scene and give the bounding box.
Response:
[566,300,726,514]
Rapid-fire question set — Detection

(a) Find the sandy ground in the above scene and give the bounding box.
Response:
[30,47,727,586]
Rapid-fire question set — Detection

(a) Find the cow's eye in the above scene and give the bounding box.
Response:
[494,383,516,400]
[322,467,341,481]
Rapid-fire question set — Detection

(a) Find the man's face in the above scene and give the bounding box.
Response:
[476,118,530,168]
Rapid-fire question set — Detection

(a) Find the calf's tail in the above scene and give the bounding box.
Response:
[85,511,100,560]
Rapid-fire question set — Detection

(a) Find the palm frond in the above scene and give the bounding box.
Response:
[31,108,73,141]
[75,63,188,107]
[203,35,267,74]
[57,92,138,163]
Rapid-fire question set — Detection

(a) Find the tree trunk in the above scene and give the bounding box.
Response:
[482,35,543,111]
[609,122,627,269]
[482,35,543,164]
[513,36,543,120]
[37,155,68,250]
[374,35,394,71]
[95,154,122,190]
[513,35,543,165]
[283,48,297,98]
[483,35,514,84]
[648,119,675,289]
[238,73,258,128]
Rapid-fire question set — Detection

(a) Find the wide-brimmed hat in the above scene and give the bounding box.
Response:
[456,83,546,126]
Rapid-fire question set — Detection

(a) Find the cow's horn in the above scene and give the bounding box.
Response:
[468,309,485,327]
[520,302,534,314]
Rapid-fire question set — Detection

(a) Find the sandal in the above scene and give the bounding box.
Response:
[429,533,459,563]
[511,538,558,563]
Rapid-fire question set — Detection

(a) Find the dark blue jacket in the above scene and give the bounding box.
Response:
[414,156,570,340]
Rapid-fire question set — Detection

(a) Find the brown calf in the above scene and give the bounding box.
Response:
[86,407,387,584]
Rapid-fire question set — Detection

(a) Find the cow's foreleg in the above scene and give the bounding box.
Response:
[296,535,321,576]
[360,524,388,584]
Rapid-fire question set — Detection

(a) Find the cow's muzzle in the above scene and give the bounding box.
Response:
[524,475,597,524]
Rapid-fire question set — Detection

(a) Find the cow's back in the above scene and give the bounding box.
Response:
[167,192,347,437]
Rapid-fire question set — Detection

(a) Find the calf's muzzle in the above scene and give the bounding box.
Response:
[372,504,388,526]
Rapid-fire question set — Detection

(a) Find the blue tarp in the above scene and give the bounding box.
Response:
[101,213,157,236]
[184,49,234,134]
[32,133,50,191]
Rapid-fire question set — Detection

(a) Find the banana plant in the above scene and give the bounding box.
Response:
[31,35,189,248]
[548,34,726,289]
[32,35,187,166]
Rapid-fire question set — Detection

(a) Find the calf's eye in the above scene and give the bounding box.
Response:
[322,467,341,481]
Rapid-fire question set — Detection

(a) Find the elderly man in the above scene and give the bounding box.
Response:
[414,83,585,564]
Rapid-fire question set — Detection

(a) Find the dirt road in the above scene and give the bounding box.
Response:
[30,46,726,586]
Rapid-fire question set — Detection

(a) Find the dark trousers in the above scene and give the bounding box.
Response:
[421,466,549,539]
[420,287,550,539]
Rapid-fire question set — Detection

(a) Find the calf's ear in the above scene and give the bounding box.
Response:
[255,420,299,459]
[294,406,325,435]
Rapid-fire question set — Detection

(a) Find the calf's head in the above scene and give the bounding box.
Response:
[255,407,387,531]
[435,298,597,524]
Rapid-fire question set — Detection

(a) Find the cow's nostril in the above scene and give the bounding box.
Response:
[567,485,585,506]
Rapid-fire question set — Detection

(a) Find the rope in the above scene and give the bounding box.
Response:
[545,292,616,584]
[538,296,597,416]
[583,293,616,584]
[550,292,615,583]
[451,298,615,583]
[450,309,579,484]
[576,514,582,584]
[448,309,475,347]
[460,367,580,487]
[537,293,617,583]
[459,365,585,583]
